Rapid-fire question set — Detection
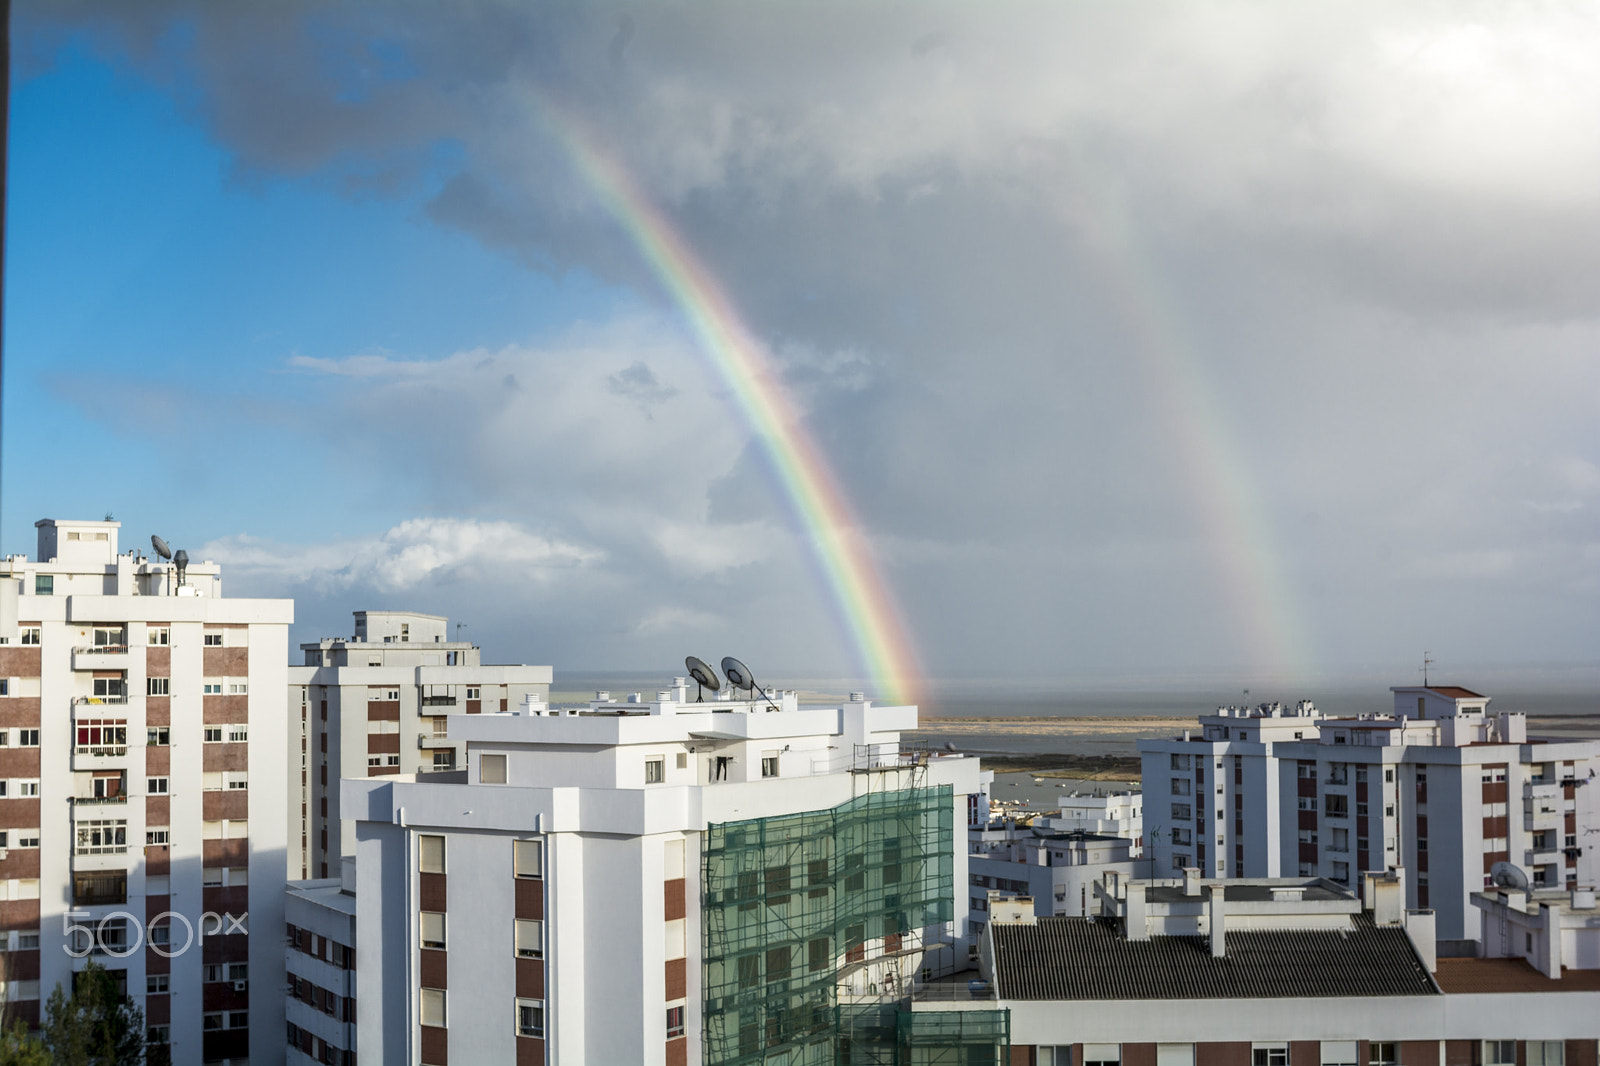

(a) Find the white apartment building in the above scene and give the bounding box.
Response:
[285,860,357,1066]
[1140,686,1600,945]
[0,519,292,1065]
[323,682,984,1065]
[288,610,550,877]
[1035,789,1143,849]
[968,788,1148,923]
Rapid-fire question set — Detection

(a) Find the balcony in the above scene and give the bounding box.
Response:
[72,794,129,808]
[1526,848,1560,868]
[421,695,457,707]
[417,733,453,749]
[71,645,129,671]
[1525,781,1560,800]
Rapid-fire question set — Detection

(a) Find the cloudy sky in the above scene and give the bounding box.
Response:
[4,2,1597,694]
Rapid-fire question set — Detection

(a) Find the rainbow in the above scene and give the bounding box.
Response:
[535,106,923,703]
[1083,196,1314,683]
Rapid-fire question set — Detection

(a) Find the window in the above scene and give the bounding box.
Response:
[762,752,779,778]
[203,682,222,695]
[148,777,169,794]
[1171,778,1191,797]
[146,829,169,845]
[92,678,124,699]
[148,1026,170,1046]
[17,832,39,848]
[148,627,169,646]
[1483,1043,1516,1066]
[17,729,38,747]
[203,1013,224,1031]
[1171,804,1191,821]
[1298,796,1317,811]
[34,575,53,596]
[204,633,223,646]
[667,1004,685,1039]
[1158,1046,1195,1066]
[466,688,480,700]
[147,727,170,747]
[645,757,665,784]
[204,727,223,743]
[1385,768,1394,782]
[147,677,170,696]
[481,754,507,784]
[1528,1043,1564,1066]
[516,998,544,1038]
[419,835,446,874]
[228,682,248,695]
[420,988,446,1028]
[1170,754,1190,770]
[1254,1047,1289,1066]
[203,869,224,887]
[147,974,169,995]
[386,753,400,766]
[17,780,40,797]
[1041,1051,1074,1066]
[808,936,830,972]
[20,627,41,645]
[228,726,248,743]
[421,911,446,950]
[227,1011,248,1030]
[516,919,543,958]
[514,840,543,878]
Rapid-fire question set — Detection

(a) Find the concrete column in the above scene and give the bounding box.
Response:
[1126,884,1148,941]
[1208,884,1225,957]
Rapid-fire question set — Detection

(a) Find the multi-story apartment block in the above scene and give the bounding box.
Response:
[285,859,357,1066]
[0,519,291,1065]
[320,682,987,1064]
[288,610,550,877]
[1141,686,1600,946]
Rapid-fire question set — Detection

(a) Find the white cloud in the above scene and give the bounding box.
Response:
[201,517,601,592]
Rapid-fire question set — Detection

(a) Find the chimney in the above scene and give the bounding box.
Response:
[1126,883,1148,941]
[1208,883,1225,957]
[1183,867,1202,897]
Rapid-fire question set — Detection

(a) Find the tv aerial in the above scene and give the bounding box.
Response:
[721,656,781,711]
[150,535,173,560]
[1489,861,1530,891]
[685,657,721,702]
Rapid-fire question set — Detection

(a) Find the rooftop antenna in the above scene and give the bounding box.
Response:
[1489,861,1529,892]
[150,536,174,595]
[684,657,721,702]
[721,656,782,711]
[456,622,467,643]
[1421,652,1435,687]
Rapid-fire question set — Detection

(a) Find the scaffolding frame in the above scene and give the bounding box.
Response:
[702,784,956,1066]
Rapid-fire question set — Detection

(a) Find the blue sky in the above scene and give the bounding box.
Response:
[6,40,628,545]
[4,5,1597,694]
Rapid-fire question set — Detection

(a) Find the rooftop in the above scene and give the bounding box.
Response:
[991,912,1438,1001]
[1433,958,1600,994]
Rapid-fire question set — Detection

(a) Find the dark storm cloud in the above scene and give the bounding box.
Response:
[23,1,1600,682]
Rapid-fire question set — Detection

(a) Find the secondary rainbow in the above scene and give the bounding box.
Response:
[536,105,922,703]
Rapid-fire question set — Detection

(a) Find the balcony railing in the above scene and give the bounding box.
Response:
[73,795,129,806]
[421,696,457,707]
[74,644,128,655]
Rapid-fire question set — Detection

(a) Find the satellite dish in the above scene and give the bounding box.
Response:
[684,657,721,701]
[721,657,756,692]
[150,535,173,561]
[1490,862,1530,891]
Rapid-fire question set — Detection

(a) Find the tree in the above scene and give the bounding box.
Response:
[0,1020,50,1066]
[41,962,145,1066]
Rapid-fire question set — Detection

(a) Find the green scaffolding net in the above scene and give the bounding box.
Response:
[702,784,968,1066]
